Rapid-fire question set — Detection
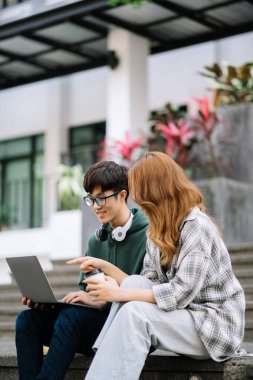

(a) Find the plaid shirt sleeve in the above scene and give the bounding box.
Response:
[140,240,164,283]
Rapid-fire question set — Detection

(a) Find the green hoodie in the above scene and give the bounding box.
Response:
[78,208,148,290]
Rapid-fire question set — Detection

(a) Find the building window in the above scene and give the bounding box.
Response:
[64,122,105,170]
[0,134,44,229]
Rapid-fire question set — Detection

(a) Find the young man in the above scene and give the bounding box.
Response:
[15,160,148,380]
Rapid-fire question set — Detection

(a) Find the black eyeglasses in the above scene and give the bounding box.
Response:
[83,191,119,207]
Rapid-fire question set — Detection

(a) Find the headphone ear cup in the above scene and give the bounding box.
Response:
[111,227,126,242]
[111,212,134,242]
[95,225,108,241]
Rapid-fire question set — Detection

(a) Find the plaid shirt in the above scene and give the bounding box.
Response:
[141,207,247,361]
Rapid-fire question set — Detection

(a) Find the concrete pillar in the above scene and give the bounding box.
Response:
[44,79,69,224]
[107,28,149,141]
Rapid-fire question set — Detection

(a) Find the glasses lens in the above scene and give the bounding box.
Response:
[95,197,105,207]
[85,196,94,207]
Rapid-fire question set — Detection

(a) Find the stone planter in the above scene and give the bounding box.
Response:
[190,103,253,182]
[196,177,253,245]
[215,103,253,182]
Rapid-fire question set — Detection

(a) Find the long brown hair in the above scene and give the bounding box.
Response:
[128,152,206,265]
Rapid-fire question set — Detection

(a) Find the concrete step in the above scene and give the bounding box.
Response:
[228,243,253,254]
[1,276,80,292]
[45,268,81,280]
[0,321,15,331]
[0,340,226,380]
[1,340,253,380]
[231,253,253,269]
[51,260,80,270]
[233,268,253,284]
[245,320,253,341]
[0,305,26,319]
[246,301,253,319]
[0,289,75,305]
[244,284,253,300]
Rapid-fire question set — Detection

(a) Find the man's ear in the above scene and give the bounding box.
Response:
[119,190,127,202]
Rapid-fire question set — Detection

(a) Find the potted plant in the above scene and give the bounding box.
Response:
[57,164,84,211]
[0,205,11,231]
[200,62,253,107]
[148,98,222,179]
[99,131,144,167]
[200,61,253,183]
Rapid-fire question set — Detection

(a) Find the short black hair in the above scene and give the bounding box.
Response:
[83,161,129,200]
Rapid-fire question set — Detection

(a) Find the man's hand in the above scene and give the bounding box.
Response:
[84,276,121,302]
[22,297,52,311]
[62,290,106,308]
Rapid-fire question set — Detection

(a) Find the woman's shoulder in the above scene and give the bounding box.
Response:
[181,208,220,241]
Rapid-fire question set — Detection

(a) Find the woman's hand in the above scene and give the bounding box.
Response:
[67,257,128,285]
[84,276,121,302]
[67,257,106,273]
[62,290,106,308]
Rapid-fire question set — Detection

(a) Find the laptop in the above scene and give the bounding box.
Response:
[6,255,101,309]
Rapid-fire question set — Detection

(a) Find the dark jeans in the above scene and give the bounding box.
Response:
[15,304,110,380]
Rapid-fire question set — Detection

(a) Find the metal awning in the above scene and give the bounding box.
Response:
[0,0,253,90]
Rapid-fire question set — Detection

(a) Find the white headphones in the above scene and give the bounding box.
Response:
[111,212,134,241]
[96,212,133,242]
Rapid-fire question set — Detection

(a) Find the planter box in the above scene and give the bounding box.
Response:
[50,210,82,259]
[196,177,253,245]
[215,103,253,182]
[190,103,253,182]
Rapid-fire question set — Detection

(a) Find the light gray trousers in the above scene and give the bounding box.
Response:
[85,275,210,380]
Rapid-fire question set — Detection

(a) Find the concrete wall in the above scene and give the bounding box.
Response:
[196,178,253,245]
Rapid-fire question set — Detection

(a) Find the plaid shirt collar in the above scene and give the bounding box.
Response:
[179,207,200,231]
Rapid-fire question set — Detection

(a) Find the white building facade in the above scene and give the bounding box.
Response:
[0,27,252,282]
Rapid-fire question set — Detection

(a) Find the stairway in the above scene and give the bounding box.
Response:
[1,245,253,380]
[1,243,253,342]
[0,259,81,340]
[229,243,253,342]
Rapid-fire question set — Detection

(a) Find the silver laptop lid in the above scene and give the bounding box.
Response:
[6,256,57,304]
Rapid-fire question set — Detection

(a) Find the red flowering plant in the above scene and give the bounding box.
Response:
[99,131,144,167]
[100,98,223,176]
[190,97,221,177]
[155,120,195,169]
[148,98,223,178]
[148,103,199,176]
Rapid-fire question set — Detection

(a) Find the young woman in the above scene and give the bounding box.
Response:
[82,152,247,380]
